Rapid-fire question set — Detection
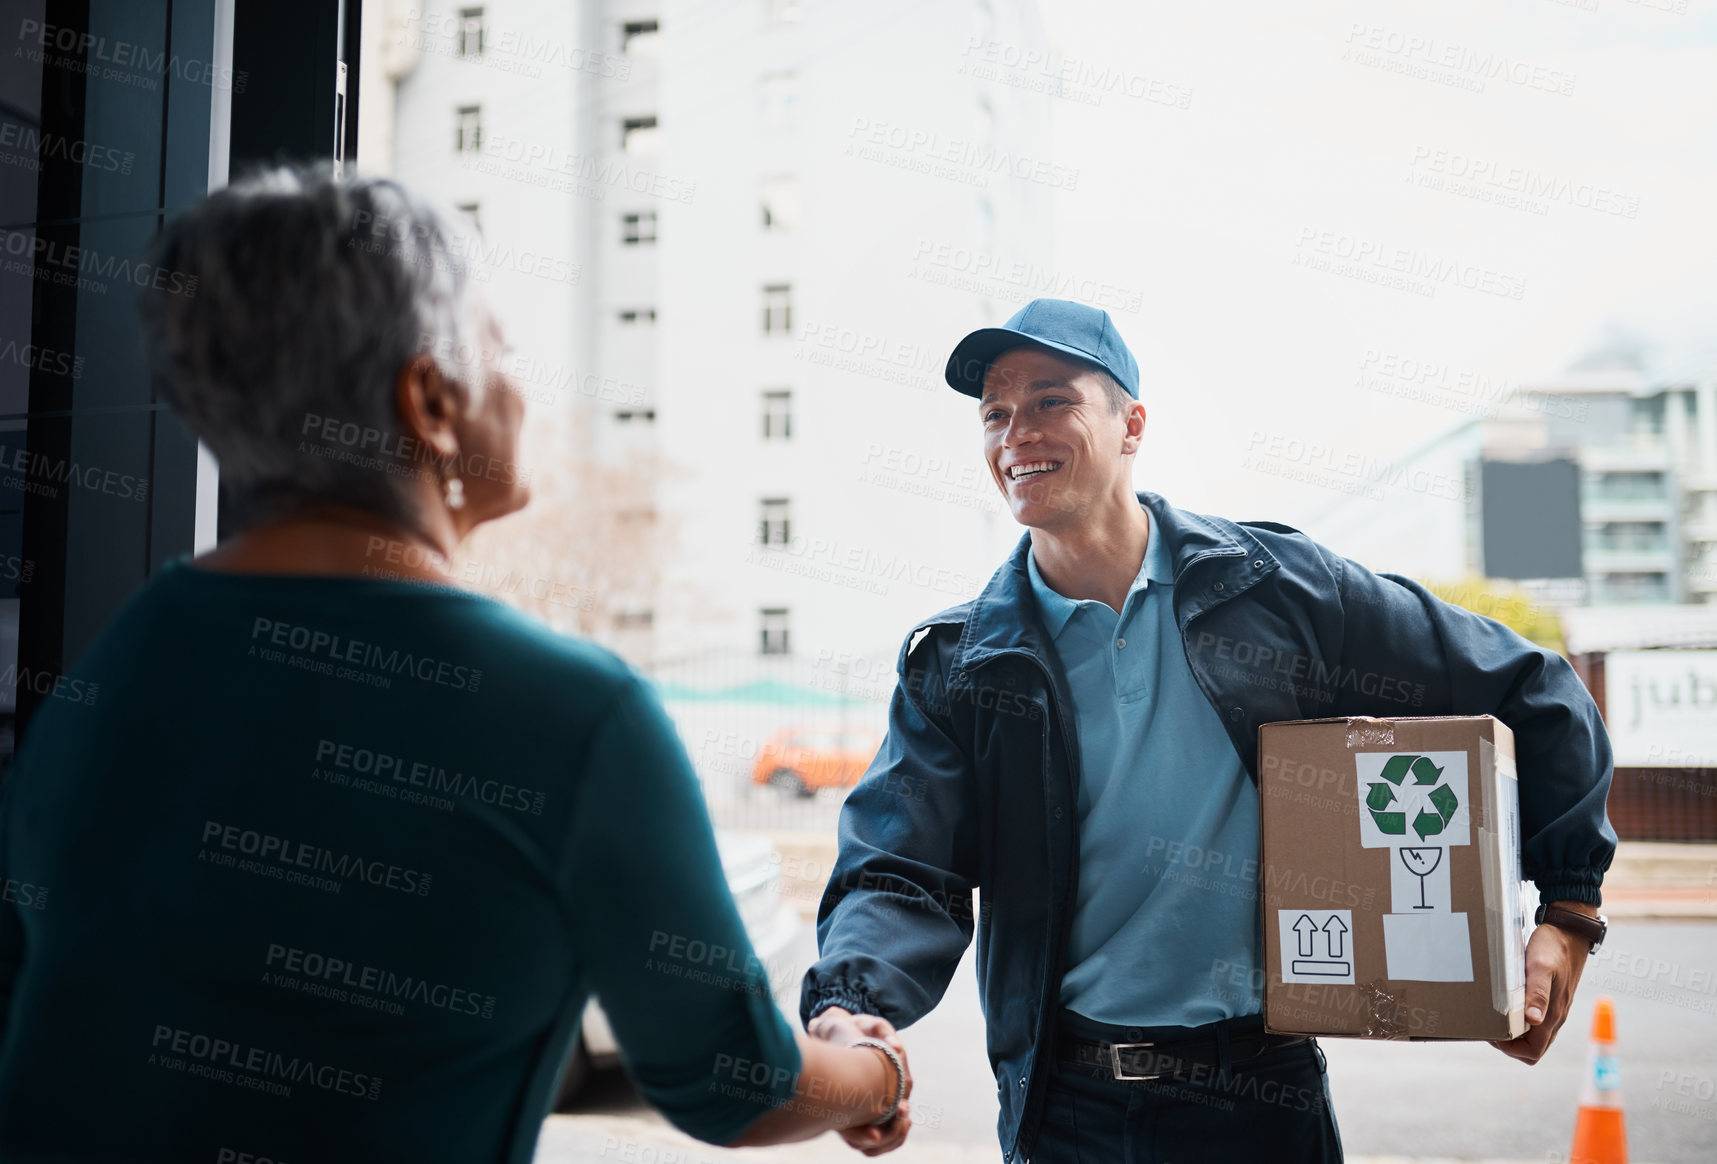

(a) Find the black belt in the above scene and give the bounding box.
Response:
[1055,1027,1308,1083]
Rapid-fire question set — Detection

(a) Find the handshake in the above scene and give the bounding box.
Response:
[807,1006,915,1156]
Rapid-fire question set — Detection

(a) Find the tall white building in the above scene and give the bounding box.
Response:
[364,0,1055,676]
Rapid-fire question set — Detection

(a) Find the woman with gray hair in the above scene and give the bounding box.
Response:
[0,169,911,1162]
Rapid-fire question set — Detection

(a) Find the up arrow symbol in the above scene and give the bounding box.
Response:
[1321,914,1348,959]
[1293,914,1317,958]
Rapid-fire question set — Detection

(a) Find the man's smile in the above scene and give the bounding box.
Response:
[1007,460,1063,482]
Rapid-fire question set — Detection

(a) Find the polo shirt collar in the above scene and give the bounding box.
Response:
[1026,504,1170,640]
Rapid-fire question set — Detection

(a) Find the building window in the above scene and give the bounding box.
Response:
[617,308,658,324]
[760,608,791,655]
[456,202,481,230]
[761,176,799,231]
[762,284,792,335]
[1593,572,1671,604]
[621,19,660,55]
[762,390,792,439]
[764,0,803,25]
[614,409,658,423]
[1587,521,1669,553]
[1588,470,1667,503]
[622,211,658,244]
[455,105,482,152]
[621,115,659,154]
[1628,396,1666,436]
[759,498,790,545]
[759,71,798,131]
[457,7,486,56]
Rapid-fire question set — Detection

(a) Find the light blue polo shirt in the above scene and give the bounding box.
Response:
[1028,504,1263,1028]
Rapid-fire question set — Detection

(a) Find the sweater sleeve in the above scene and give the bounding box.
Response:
[567,674,801,1146]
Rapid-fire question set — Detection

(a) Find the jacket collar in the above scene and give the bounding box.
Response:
[953,490,1273,673]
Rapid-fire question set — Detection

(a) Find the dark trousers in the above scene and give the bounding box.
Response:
[1024,1014,1343,1163]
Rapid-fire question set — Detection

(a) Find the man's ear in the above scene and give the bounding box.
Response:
[1121,401,1147,454]
[395,355,460,458]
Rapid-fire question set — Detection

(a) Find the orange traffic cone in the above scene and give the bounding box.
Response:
[1568,996,1627,1164]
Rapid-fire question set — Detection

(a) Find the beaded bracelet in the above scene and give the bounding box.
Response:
[847,1036,906,1127]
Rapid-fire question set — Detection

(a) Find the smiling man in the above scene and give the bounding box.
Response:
[800,298,1616,1163]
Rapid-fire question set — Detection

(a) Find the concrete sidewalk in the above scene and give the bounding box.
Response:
[1601,842,1717,918]
[533,1113,1672,1164]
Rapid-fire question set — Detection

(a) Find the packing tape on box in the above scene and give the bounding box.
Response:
[1479,818,1507,1019]
[1357,979,1409,1039]
[1478,738,1527,1028]
[1345,718,1395,750]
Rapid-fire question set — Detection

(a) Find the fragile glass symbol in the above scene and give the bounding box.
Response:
[1291,913,1350,977]
[1399,846,1443,909]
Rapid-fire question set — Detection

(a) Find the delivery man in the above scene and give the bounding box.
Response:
[799,299,1615,1162]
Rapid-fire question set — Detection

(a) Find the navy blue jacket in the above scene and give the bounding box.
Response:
[800,491,1615,1163]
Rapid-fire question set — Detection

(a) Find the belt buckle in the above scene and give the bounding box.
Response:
[1107,1041,1159,1082]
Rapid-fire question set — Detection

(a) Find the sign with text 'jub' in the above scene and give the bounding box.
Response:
[1258,715,1528,1042]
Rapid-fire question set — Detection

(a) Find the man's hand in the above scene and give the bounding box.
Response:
[808,1007,913,1155]
[1489,900,1596,1065]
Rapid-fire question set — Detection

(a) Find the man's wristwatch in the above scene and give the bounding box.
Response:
[1535,903,1608,952]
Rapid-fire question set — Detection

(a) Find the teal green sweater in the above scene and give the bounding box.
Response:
[0,561,800,1162]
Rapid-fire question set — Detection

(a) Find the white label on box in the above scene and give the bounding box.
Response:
[1357,750,1470,916]
[1278,909,1355,985]
[1390,845,1455,913]
[1383,911,1475,982]
[1355,750,1469,850]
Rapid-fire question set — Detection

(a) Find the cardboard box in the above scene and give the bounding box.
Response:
[1258,715,1528,1041]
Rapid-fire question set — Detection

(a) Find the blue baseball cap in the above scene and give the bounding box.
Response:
[944,298,1139,399]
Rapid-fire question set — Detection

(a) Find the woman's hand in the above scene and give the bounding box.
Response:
[809,1009,913,1155]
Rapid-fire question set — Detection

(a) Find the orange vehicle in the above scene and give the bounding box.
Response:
[752,728,881,796]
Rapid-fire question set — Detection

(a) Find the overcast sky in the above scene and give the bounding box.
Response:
[1032,0,1717,529]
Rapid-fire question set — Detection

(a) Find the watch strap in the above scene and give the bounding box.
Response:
[1536,903,1606,951]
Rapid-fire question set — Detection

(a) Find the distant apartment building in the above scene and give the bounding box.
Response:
[364,0,1057,668]
[1313,360,1717,607]
[1563,372,1717,604]
[1474,365,1717,605]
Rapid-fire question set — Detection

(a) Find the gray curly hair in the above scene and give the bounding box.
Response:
[138,166,489,528]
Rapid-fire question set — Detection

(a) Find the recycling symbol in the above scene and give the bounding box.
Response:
[1366,754,1459,841]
